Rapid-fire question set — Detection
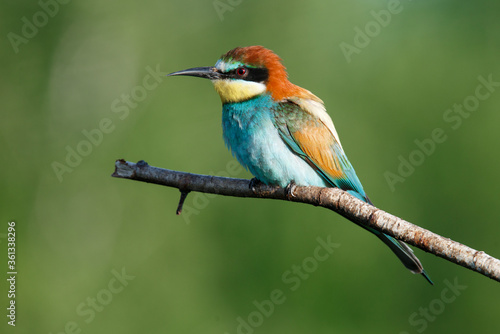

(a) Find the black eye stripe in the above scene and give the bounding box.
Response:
[225,67,269,83]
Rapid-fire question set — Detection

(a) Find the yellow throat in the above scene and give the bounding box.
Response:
[212,79,267,103]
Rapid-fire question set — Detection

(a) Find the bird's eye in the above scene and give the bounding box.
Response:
[236,67,247,76]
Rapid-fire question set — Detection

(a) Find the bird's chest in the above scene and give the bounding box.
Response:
[222,100,279,174]
[221,97,326,187]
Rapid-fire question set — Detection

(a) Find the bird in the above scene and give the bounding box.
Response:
[168,45,432,284]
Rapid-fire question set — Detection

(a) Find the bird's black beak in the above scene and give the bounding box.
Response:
[167,66,221,80]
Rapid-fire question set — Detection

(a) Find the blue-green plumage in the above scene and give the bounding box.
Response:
[222,94,328,188]
[222,94,367,199]
[222,94,432,285]
[168,45,432,284]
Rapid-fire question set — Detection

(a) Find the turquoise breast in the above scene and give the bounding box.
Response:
[221,94,327,188]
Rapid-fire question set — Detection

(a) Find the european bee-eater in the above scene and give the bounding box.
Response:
[168,46,432,284]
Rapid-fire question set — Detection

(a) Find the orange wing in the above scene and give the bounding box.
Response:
[275,100,366,195]
[292,122,344,179]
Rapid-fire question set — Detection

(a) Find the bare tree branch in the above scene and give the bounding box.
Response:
[112,159,500,283]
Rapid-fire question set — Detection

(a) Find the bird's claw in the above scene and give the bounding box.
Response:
[249,178,263,193]
[285,180,297,200]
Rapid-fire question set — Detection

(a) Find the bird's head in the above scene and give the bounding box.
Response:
[168,46,305,103]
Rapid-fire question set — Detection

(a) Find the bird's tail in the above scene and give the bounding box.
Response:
[349,191,433,285]
[375,233,433,285]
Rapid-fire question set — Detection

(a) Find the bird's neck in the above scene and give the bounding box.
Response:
[222,93,274,111]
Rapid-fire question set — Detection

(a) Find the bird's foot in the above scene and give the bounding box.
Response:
[136,160,149,168]
[285,180,297,200]
[249,178,264,193]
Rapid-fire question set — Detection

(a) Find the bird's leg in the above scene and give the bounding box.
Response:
[249,177,264,193]
[285,180,297,200]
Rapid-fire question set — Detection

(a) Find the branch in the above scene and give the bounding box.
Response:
[112,159,500,283]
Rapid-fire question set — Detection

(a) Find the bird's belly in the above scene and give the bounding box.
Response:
[222,105,327,188]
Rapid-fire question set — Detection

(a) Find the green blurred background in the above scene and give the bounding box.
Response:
[1,0,499,333]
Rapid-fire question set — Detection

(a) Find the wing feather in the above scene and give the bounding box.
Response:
[274,98,366,198]
[275,97,431,282]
